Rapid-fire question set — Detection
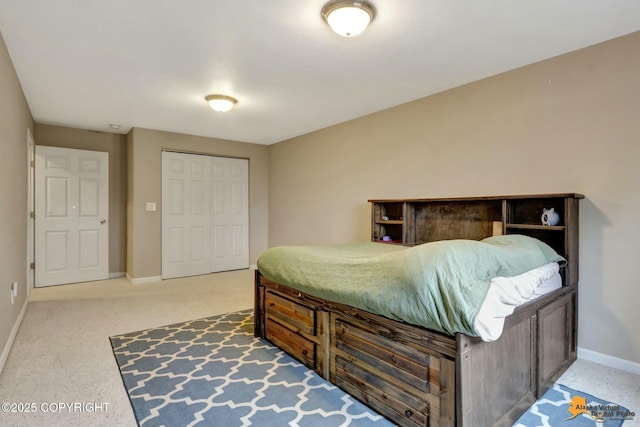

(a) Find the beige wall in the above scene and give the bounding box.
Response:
[34,124,127,275]
[269,32,640,364]
[0,32,33,365]
[127,128,269,279]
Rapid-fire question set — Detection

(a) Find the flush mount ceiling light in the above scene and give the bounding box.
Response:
[321,0,376,37]
[205,94,238,112]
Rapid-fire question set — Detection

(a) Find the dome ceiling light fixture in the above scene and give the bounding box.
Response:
[205,94,238,112]
[321,0,376,37]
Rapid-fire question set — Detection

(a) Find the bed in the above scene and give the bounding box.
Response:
[254,194,582,427]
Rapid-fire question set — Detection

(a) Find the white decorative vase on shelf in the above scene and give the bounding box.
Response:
[541,208,560,226]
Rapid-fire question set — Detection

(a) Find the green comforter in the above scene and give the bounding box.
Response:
[257,235,565,337]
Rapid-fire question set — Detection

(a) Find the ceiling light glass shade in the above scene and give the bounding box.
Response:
[205,94,238,112]
[321,0,375,37]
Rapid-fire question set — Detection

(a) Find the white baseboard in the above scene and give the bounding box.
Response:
[578,346,640,376]
[0,297,29,376]
[108,272,125,279]
[126,274,162,285]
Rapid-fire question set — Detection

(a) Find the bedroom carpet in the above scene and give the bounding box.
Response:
[110,309,633,427]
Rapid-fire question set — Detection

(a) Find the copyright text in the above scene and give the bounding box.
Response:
[1,402,110,413]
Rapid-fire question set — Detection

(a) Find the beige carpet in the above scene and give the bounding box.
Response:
[1,269,638,427]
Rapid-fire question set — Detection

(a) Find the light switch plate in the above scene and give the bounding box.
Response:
[146,202,156,212]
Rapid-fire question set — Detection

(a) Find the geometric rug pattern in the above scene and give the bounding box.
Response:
[513,383,631,427]
[109,309,393,427]
[111,309,632,427]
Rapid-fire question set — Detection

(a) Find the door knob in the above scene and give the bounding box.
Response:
[100,219,107,224]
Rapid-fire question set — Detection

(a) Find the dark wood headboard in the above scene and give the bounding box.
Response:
[369,193,584,285]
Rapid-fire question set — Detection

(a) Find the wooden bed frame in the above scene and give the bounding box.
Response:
[255,194,583,427]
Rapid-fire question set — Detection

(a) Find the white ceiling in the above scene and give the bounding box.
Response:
[1,1,638,145]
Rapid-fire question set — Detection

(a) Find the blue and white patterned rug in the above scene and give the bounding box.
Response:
[110,309,632,427]
[109,309,393,427]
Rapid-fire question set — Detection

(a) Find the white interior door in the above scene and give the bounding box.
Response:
[35,146,109,287]
[162,152,248,278]
[162,151,211,279]
[211,157,249,272]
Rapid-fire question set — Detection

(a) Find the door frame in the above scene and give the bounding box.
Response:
[26,129,35,294]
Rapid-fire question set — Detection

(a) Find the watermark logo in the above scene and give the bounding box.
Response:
[566,395,635,423]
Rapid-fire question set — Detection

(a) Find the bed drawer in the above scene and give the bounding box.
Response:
[264,290,318,370]
[336,355,430,427]
[332,317,435,427]
[265,291,315,335]
[266,318,316,369]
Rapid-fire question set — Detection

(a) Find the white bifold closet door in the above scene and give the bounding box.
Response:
[162,152,211,279]
[162,152,248,279]
[210,156,250,273]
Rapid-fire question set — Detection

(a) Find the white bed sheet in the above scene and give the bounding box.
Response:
[474,262,562,342]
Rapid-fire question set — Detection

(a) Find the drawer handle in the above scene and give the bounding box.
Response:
[302,349,308,355]
[404,410,412,418]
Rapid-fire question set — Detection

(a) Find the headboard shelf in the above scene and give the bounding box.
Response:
[370,193,583,285]
[507,223,565,231]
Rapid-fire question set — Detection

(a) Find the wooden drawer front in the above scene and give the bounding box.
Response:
[265,291,315,335]
[333,319,430,393]
[266,318,316,369]
[336,355,429,427]
[332,318,438,427]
